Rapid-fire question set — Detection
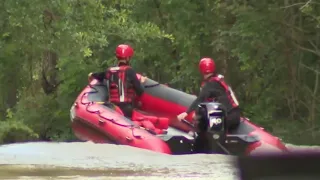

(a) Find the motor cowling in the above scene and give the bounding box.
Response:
[195,102,227,141]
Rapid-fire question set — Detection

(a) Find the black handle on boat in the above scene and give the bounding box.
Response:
[181,119,194,128]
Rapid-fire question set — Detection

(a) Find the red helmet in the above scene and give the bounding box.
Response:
[199,57,216,74]
[115,44,134,60]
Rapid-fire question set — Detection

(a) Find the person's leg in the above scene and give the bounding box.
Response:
[116,103,134,118]
[226,108,241,130]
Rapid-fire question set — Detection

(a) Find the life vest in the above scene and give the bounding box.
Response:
[201,74,239,108]
[105,65,135,104]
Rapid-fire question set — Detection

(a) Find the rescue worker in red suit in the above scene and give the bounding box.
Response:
[88,44,169,134]
[177,57,241,130]
[88,44,145,118]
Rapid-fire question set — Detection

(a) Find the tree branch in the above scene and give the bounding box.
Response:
[293,41,320,57]
[280,0,320,9]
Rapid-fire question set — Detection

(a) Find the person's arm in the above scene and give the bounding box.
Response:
[186,81,222,113]
[186,83,211,114]
[126,68,144,96]
[177,81,222,121]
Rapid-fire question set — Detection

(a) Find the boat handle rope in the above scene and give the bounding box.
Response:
[143,83,160,88]
[79,84,144,139]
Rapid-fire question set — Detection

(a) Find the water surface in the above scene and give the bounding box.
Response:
[0,142,318,180]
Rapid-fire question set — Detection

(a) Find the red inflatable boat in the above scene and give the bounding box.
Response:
[70,74,288,155]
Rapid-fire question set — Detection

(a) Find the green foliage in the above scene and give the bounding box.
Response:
[0,0,320,145]
[0,121,39,144]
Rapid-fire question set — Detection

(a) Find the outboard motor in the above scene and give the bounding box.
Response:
[193,102,228,154]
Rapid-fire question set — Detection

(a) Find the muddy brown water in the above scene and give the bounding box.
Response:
[0,142,318,180]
